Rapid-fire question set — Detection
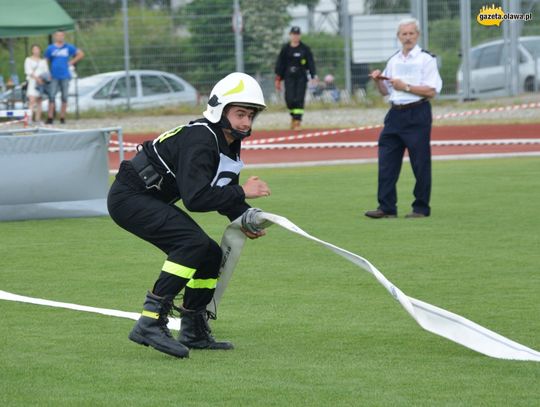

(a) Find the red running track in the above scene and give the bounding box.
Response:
[108,123,540,169]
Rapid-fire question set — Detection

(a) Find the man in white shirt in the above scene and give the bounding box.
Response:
[365,17,442,219]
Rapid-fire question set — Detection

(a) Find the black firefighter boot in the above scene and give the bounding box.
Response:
[128,291,190,358]
[178,307,234,350]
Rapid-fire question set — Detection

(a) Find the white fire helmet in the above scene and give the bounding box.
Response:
[203,72,266,123]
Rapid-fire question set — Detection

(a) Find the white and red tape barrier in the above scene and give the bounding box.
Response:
[106,101,540,154]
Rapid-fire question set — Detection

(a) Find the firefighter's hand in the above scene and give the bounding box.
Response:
[274,77,282,92]
[241,227,266,239]
[240,208,266,239]
[242,176,271,199]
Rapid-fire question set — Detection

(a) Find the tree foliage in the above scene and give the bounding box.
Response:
[303,33,345,86]
[56,0,123,27]
[242,0,291,77]
[56,0,175,26]
[178,0,304,91]
[76,8,188,78]
[179,0,236,92]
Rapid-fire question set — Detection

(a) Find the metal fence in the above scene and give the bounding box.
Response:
[1,0,540,107]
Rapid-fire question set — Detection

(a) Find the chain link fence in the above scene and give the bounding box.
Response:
[1,0,539,110]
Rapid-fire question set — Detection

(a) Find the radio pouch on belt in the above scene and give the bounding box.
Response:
[131,151,163,190]
[139,165,162,190]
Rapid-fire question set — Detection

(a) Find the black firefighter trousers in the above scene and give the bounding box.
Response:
[377,101,432,216]
[284,76,307,120]
[107,179,222,310]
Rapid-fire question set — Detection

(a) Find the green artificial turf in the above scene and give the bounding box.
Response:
[1,158,539,406]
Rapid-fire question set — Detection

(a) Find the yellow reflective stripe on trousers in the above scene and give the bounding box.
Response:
[290,108,304,114]
[186,278,218,289]
[162,260,196,279]
[142,310,159,319]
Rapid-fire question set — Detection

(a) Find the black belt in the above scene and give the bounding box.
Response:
[391,99,427,110]
[131,150,163,190]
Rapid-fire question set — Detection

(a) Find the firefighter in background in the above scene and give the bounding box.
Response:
[108,72,271,359]
[274,26,318,130]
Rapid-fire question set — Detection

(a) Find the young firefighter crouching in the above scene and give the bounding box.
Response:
[107,73,271,358]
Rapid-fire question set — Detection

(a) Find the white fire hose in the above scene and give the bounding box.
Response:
[1,209,538,361]
[209,209,540,362]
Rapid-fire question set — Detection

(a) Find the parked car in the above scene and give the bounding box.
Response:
[457,36,540,97]
[1,70,199,114]
[0,83,27,110]
[66,70,198,112]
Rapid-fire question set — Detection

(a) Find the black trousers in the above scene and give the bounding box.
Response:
[377,101,432,216]
[107,178,222,310]
[284,76,307,120]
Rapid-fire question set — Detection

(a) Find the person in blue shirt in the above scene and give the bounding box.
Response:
[45,30,84,124]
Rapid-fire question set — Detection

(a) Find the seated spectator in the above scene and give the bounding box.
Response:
[309,80,324,98]
[324,74,340,103]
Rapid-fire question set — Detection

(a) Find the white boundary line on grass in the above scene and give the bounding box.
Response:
[241,151,540,169]
[108,151,540,174]
[0,290,181,331]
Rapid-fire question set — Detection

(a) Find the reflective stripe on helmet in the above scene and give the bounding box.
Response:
[223,79,245,96]
[203,72,266,123]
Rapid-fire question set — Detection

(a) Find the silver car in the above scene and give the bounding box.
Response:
[67,70,198,112]
[457,36,540,97]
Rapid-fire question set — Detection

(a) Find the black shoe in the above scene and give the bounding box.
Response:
[405,212,427,218]
[364,209,397,219]
[179,307,234,350]
[46,118,53,124]
[129,291,190,358]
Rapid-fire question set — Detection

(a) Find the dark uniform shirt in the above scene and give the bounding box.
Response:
[275,42,316,80]
[119,119,249,221]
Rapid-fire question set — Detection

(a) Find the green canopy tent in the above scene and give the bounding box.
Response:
[0,0,75,87]
[0,0,74,38]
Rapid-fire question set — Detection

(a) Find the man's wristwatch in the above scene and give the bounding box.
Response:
[405,84,411,92]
